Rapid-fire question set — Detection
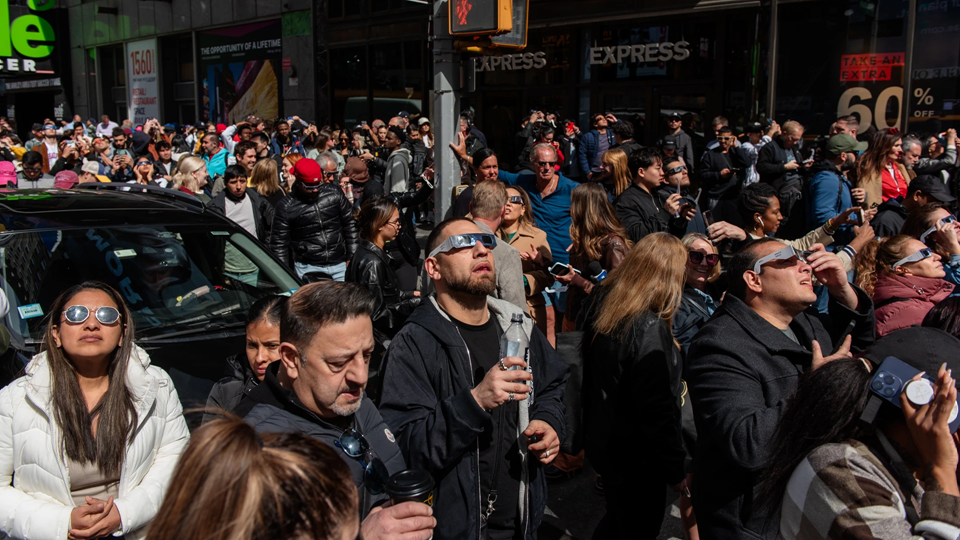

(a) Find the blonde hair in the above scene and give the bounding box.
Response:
[570,183,632,262]
[249,158,281,197]
[471,180,508,221]
[682,233,721,282]
[601,148,631,197]
[173,156,205,192]
[147,415,357,540]
[592,233,687,338]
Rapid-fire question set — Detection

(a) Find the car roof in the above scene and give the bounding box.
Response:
[0,186,228,232]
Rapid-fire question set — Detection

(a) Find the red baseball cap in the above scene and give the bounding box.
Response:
[294,158,323,185]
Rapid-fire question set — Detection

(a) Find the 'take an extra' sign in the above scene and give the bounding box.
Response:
[0,0,56,73]
[840,53,904,82]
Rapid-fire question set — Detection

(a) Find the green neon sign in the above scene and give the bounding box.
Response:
[0,0,55,59]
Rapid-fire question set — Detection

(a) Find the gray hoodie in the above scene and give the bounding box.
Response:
[384,147,411,194]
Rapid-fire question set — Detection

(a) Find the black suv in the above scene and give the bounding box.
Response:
[0,185,302,406]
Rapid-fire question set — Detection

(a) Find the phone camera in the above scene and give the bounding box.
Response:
[875,371,902,397]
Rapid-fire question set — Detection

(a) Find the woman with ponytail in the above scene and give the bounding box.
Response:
[763,328,960,540]
[855,235,952,336]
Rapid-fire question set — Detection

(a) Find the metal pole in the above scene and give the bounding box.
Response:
[901,0,917,131]
[765,0,778,118]
[432,0,460,221]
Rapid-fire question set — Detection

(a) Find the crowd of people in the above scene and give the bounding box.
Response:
[2,105,960,540]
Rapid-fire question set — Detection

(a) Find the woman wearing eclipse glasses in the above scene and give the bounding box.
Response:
[855,235,953,337]
[0,281,189,540]
[902,204,960,288]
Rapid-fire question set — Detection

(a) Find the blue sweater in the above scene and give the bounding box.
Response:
[498,170,576,264]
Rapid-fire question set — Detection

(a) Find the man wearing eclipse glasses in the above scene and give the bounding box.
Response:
[380,217,569,540]
[685,238,875,540]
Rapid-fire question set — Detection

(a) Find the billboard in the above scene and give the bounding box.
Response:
[126,39,159,125]
[197,20,282,124]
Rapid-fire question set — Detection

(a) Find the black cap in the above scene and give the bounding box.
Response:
[397,111,410,119]
[908,174,957,203]
[745,122,764,134]
[667,112,681,120]
[862,327,960,380]
[31,123,42,131]
[662,139,677,149]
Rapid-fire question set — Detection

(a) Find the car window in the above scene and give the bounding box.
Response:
[1,225,299,345]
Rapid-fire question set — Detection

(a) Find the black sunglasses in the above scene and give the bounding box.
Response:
[334,428,389,494]
[689,251,720,266]
[535,161,557,168]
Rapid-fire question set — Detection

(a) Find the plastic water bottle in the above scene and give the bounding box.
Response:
[499,313,533,405]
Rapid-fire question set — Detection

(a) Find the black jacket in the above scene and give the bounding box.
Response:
[872,198,909,238]
[672,285,717,360]
[581,289,686,488]
[242,364,407,518]
[202,353,259,423]
[270,184,359,268]
[345,241,420,337]
[756,138,805,192]
[378,297,569,540]
[208,189,275,243]
[700,146,750,200]
[686,288,875,540]
[614,183,687,243]
[388,182,434,266]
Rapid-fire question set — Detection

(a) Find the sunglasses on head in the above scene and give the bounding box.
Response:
[428,233,497,258]
[335,428,389,494]
[920,215,957,244]
[689,251,720,266]
[752,245,813,274]
[62,305,121,325]
[508,195,523,204]
[893,247,935,268]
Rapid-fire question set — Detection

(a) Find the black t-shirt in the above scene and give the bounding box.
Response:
[451,311,521,535]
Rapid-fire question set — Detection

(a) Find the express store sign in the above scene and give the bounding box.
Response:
[589,41,691,65]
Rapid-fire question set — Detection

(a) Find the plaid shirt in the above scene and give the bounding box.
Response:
[779,439,960,539]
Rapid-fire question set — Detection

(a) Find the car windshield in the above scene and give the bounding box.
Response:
[0,224,300,346]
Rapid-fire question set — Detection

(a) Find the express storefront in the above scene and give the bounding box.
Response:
[468,10,760,168]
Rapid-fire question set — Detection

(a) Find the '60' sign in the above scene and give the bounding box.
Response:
[129,49,154,75]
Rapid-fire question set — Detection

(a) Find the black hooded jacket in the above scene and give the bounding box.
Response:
[872,198,909,238]
[345,240,421,337]
[270,183,359,268]
[202,353,260,423]
[378,297,569,540]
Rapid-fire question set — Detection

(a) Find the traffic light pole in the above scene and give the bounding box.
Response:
[432,0,460,221]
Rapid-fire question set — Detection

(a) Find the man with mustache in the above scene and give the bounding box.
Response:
[379,218,569,540]
[685,239,875,540]
[242,281,435,540]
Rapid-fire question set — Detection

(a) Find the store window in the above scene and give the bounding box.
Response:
[477,29,576,87]
[331,47,367,127]
[370,41,423,122]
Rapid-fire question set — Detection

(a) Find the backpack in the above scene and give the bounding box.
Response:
[409,143,427,179]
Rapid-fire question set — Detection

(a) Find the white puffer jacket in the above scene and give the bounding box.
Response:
[0,345,190,540]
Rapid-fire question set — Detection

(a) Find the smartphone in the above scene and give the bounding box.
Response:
[854,208,865,224]
[870,356,960,433]
[548,262,580,277]
[703,210,714,227]
[66,141,76,147]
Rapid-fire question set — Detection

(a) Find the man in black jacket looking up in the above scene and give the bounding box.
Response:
[379,218,569,540]
[700,126,750,226]
[271,156,358,281]
[614,147,694,242]
[686,238,875,540]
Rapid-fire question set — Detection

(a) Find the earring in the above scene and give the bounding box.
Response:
[757,217,764,229]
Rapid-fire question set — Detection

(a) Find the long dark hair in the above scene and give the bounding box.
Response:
[760,359,873,507]
[923,297,960,338]
[44,281,137,477]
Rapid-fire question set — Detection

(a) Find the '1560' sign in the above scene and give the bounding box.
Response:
[129,49,154,75]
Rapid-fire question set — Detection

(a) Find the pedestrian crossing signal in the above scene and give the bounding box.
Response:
[449,0,513,36]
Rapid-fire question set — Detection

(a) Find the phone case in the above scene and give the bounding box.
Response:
[870,356,960,433]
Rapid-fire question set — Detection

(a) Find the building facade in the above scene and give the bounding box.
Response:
[3,0,954,156]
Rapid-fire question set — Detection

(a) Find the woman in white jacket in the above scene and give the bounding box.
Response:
[0,281,189,540]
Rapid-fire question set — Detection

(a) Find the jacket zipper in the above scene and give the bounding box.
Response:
[314,201,329,261]
[451,325,484,540]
